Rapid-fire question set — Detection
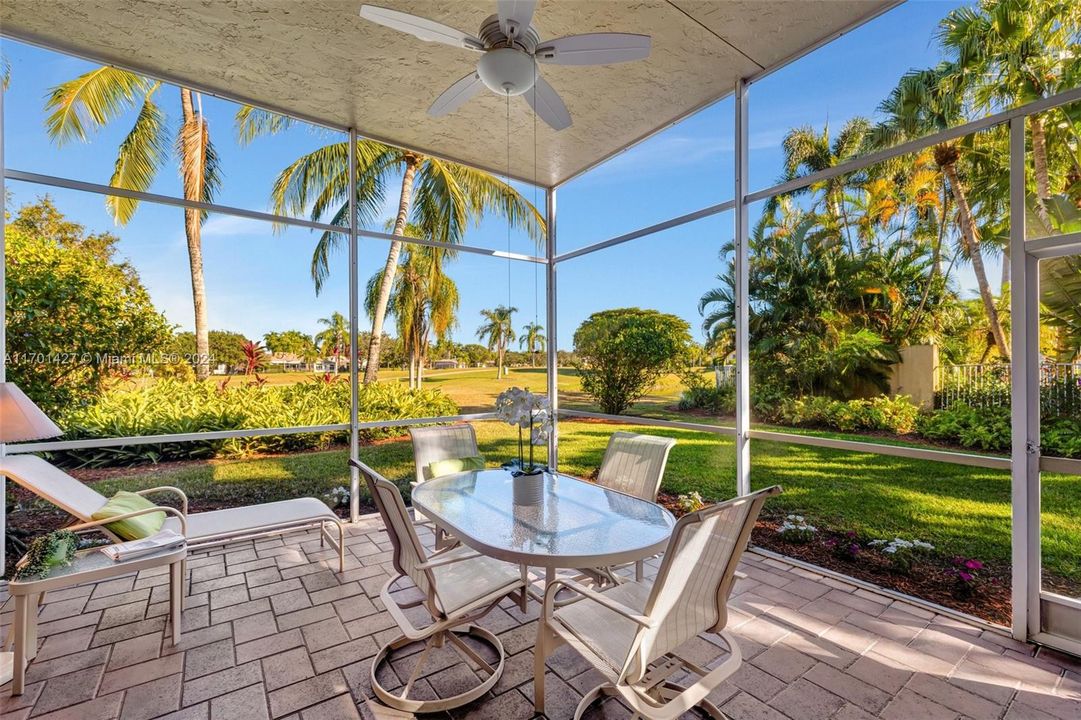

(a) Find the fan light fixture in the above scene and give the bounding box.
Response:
[358,1,652,131]
[477,48,536,96]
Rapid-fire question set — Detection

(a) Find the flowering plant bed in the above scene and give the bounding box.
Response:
[750,518,1011,626]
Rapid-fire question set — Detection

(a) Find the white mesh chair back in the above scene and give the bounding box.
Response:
[352,459,434,602]
[410,424,480,483]
[596,432,676,501]
[0,454,108,521]
[623,485,780,683]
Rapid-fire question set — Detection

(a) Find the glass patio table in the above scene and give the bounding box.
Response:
[410,468,676,585]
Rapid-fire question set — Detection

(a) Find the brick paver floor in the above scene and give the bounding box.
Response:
[2,515,1079,719]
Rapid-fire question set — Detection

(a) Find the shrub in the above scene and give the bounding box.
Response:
[678,383,735,415]
[573,308,694,415]
[918,404,1010,452]
[778,395,921,434]
[50,378,458,467]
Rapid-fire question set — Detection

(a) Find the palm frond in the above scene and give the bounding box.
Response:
[177,104,221,217]
[45,66,153,145]
[235,106,297,145]
[107,86,169,224]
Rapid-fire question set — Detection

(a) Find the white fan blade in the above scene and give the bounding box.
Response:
[359,5,483,51]
[525,75,571,131]
[536,33,651,65]
[428,72,485,117]
[498,0,536,39]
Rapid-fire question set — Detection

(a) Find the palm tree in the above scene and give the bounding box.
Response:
[237,109,545,385]
[871,64,1010,359]
[519,322,546,367]
[777,117,870,251]
[938,0,1081,214]
[316,312,349,374]
[45,69,220,379]
[366,227,459,389]
[477,306,518,379]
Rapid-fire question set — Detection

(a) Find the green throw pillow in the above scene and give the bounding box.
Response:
[427,455,485,479]
[92,491,166,541]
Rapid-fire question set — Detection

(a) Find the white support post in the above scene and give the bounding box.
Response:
[545,188,559,470]
[1,69,7,576]
[1009,117,1040,640]
[734,78,751,496]
[348,128,361,524]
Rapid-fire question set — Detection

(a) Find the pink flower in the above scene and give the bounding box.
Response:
[964,559,983,570]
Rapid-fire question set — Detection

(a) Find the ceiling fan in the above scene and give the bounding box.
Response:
[358,0,651,131]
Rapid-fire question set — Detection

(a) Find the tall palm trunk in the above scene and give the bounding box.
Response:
[941,157,1010,359]
[1029,115,1053,223]
[180,89,211,380]
[364,155,419,384]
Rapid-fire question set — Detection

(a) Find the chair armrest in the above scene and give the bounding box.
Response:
[543,578,653,629]
[66,505,188,536]
[417,548,482,570]
[134,486,188,515]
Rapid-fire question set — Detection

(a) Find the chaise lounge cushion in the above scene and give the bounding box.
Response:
[161,497,339,544]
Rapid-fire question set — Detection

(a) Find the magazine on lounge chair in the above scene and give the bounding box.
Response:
[100,529,185,562]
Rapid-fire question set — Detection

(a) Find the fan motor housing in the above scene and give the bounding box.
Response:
[478,14,540,53]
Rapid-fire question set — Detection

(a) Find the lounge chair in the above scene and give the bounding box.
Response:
[534,485,781,720]
[0,454,345,572]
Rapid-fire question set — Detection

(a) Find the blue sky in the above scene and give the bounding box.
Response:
[2,0,984,352]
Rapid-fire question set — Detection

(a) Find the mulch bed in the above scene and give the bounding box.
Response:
[657,491,1012,626]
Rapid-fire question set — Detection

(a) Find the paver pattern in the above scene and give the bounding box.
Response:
[2,515,1079,719]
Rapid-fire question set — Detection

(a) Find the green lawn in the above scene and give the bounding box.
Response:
[19,419,1077,590]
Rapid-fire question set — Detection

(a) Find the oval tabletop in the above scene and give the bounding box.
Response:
[411,469,676,568]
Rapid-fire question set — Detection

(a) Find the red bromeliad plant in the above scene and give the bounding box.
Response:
[240,340,267,375]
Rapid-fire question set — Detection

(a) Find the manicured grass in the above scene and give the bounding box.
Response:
[28,419,1078,590]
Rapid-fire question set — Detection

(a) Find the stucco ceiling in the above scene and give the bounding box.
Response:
[1,0,896,187]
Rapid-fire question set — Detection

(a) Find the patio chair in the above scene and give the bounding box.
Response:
[0,454,345,573]
[351,459,527,713]
[409,424,481,548]
[534,485,781,720]
[588,431,676,582]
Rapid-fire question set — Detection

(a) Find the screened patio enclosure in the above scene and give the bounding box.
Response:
[2,0,1081,662]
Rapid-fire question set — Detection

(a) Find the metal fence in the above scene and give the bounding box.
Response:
[936,363,1081,415]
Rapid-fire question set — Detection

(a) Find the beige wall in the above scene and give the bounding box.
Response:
[889,344,939,410]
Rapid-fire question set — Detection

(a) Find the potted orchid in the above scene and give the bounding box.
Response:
[495,387,552,477]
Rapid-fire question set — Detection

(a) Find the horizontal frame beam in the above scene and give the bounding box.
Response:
[5,169,547,264]
[554,200,735,263]
[749,429,1011,470]
[1040,456,1081,476]
[556,410,1012,470]
[5,412,497,454]
[745,85,1081,205]
[1025,230,1081,260]
[558,409,738,436]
